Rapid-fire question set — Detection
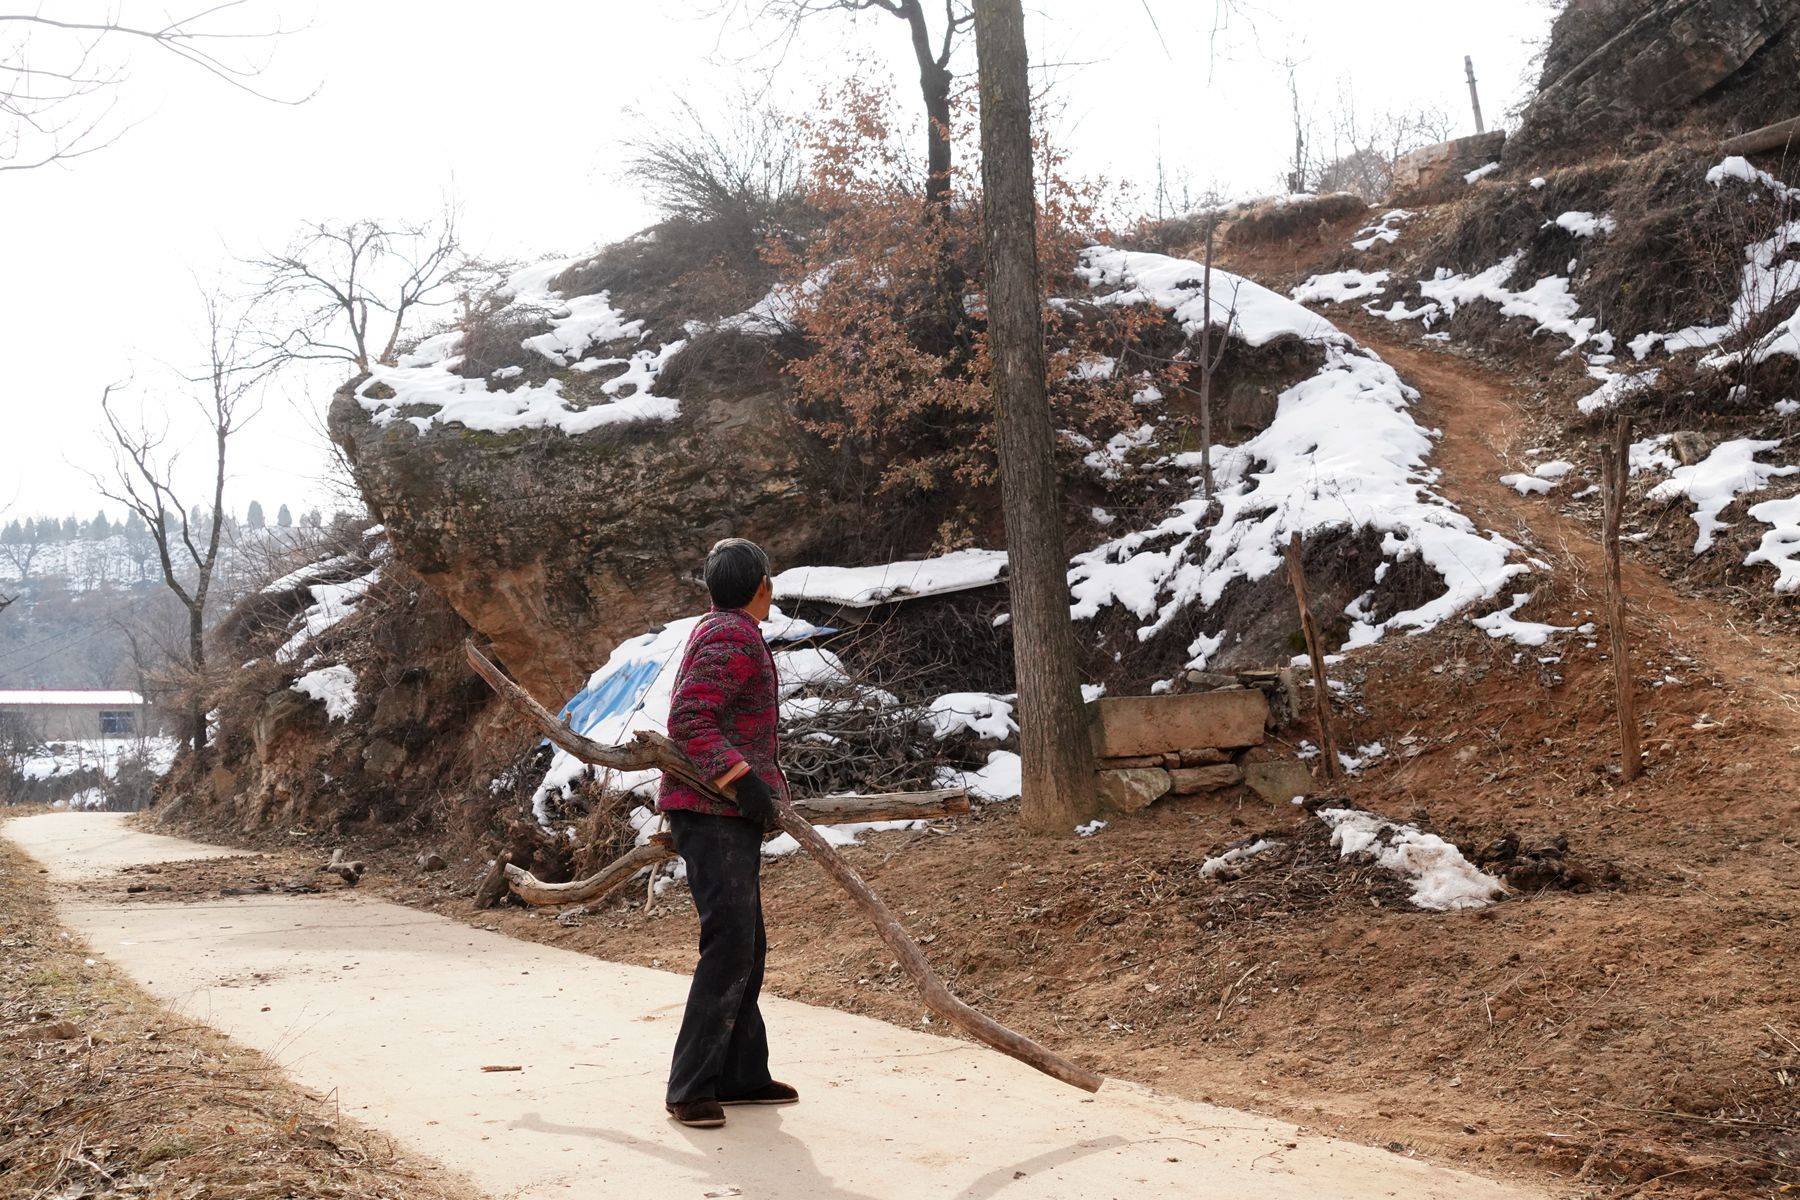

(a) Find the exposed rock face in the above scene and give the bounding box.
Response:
[330,385,821,699]
[1511,0,1798,163]
[1391,132,1508,199]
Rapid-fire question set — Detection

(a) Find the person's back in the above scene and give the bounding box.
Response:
[657,538,799,1129]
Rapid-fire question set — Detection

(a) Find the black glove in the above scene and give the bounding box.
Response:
[731,771,778,831]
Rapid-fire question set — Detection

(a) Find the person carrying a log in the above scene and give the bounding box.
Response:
[658,537,798,1129]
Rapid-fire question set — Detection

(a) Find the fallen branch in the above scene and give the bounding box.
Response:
[502,790,971,908]
[317,848,364,887]
[465,639,1103,1094]
[1722,115,1800,157]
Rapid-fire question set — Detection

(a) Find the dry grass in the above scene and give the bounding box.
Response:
[0,838,481,1200]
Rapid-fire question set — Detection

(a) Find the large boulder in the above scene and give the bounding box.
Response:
[1511,0,1798,163]
[330,379,822,701]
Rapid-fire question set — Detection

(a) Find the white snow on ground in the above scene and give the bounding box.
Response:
[353,260,684,437]
[1533,460,1575,480]
[1500,472,1554,495]
[773,549,1008,608]
[1198,837,1280,878]
[1419,254,1605,350]
[1471,592,1575,646]
[1290,269,1389,304]
[1577,369,1661,415]
[1630,161,1800,362]
[1464,162,1501,184]
[1646,438,1798,553]
[922,692,1017,742]
[292,664,359,721]
[1070,245,1523,668]
[1077,246,1337,347]
[1351,209,1415,251]
[275,569,379,663]
[935,749,1023,803]
[1550,211,1617,238]
[1319,808,1508,910]
[1746,494,1800,591]
[762,818,924,858]
[19,737,178,781]
[1075,819,1107,837]
[1630,435,1680,475]
[1337,742,1386,775]
[260,552,357,595]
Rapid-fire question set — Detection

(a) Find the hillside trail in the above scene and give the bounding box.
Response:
[1359,327,1800,733]
[3,812,1547,1200]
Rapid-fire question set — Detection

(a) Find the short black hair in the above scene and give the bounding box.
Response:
[704,538,770,609]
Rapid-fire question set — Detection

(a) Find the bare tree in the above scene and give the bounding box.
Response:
[250,208,484,374]
[92,291,271,761]
[732,1,970,216]
[0,3,309,173]
[623,92,808,250]
[974,0,1098,834]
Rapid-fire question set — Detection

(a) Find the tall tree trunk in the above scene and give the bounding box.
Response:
[187,607,208,760]
[974,0,1099,834]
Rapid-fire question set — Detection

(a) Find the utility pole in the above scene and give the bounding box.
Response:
[973,0,1100,834]
[1465,55,1486,135]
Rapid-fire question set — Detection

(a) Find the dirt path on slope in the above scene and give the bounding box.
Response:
[1361,328,1800,727]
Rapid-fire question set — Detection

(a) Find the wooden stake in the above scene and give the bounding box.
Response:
[1600,414,1643,782]
[1284,533,1342,780]
[466,640,1104,1093]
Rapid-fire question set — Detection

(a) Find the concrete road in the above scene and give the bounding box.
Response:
[6,812,1547,1200]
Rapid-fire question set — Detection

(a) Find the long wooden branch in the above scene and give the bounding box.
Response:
[504,790,970,908]
[465,639,1103,1093]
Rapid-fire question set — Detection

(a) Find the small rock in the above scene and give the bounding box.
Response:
[1241,760,1312,803]
[1096,767,1172,813]
[416,851,447,872]
[1168,764,1243,795]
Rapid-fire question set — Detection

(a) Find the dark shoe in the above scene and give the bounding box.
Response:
[719,1081,799,1106]
[666,1098,726,1128]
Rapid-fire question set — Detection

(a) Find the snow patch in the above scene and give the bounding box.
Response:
[1291,269,1389,305]
[1318,807,1508,910]
[1646,438,1797,553]
[292,664,359,721]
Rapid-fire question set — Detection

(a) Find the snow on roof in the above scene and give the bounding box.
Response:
[0,690,145,707]
[772,549,1009,609]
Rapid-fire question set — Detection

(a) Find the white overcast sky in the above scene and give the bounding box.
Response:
[2,0,1555,520]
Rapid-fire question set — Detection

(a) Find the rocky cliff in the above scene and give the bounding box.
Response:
[1511,0,1800,164]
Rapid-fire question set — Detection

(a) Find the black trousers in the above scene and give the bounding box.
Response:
[665,809,773,1104]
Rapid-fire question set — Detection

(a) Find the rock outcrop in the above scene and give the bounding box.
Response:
[1511,0,1800,163]
[332,381,820,700]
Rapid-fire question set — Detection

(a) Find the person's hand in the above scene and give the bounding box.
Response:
[731,772,778,831]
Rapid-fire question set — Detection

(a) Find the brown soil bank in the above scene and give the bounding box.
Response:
[0,833,481,1200]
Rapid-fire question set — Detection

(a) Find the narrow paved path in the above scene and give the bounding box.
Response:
[6,813,1545,1200]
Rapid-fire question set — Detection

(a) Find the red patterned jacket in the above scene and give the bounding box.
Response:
[657,607,788,818]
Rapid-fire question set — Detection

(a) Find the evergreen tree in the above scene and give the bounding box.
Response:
[62,515,81,538]
[188,504,206,532]
[276,503,293,528]
[303,508,322,528]
[1,519,20,544]
[88,511,111,539]
[246,499,266,529]
[123,510,146,536]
